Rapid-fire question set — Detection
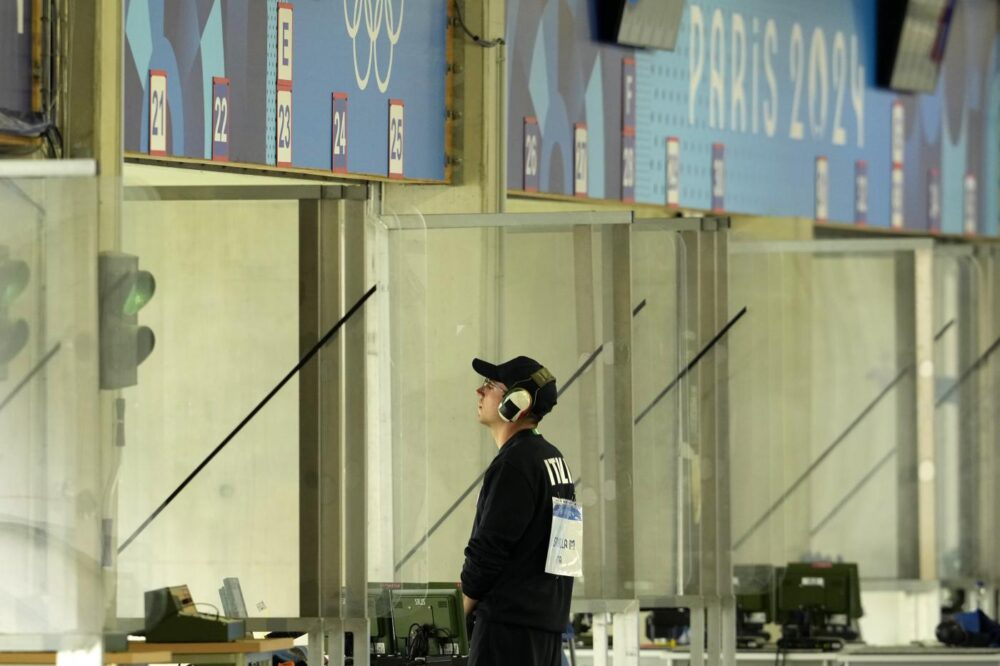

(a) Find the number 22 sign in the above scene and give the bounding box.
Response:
[388,99,404,178]
[211,77,230,161]
[148,70,167,156]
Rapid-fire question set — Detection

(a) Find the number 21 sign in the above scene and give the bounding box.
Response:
[148,70,167,156]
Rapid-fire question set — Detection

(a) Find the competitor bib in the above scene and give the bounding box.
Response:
[545,497,583,577]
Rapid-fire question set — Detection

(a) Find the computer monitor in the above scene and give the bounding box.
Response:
[776,562,863,650]
[387,582,468,658]
[645,607,690,643]
[734,564,776,648]
[367,584,396,656]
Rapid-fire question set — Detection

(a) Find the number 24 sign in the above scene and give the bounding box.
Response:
[332,93,348,173]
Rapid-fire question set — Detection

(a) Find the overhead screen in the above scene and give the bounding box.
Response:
[878,0,956,93]
[601,0,686,51]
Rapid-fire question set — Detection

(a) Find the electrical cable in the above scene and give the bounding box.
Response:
[453,0,504,47]
[118,284,377,554]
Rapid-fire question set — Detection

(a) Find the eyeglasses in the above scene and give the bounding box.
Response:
[480,378,503,392]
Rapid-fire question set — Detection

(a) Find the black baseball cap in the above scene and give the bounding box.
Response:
[472,355,558,418]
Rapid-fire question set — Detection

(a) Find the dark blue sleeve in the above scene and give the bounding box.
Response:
[460,461,536,600]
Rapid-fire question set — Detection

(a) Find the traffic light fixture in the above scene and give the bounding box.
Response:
[99,252,156,390]
[0,245,30,381]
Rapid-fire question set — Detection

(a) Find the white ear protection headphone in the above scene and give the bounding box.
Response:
[497,367,555,422]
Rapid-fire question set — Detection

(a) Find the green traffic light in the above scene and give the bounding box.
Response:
[0,260,29,307]
[123,270,156,316]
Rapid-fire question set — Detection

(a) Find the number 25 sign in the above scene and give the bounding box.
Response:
[388,99,404,178]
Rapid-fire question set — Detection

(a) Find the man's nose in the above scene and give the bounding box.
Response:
[475,386,485,396]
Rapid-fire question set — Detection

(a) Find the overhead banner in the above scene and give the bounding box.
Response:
[124,0,447,181]
[0,0,46,134]
[507,0,999,236]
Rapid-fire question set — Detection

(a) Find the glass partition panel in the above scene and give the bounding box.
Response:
[934,247,1000,601]
[729,243,918,581]
[116,198,301,619]
[933,248,976,583]
[371,216,636,603]
[630,226,687,599]
[0,175,101,649]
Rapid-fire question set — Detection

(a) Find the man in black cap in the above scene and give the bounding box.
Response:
[461,356,578,666]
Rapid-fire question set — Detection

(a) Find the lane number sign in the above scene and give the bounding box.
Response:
[331,92,348,173]
[276,84,293,167]
[148,70,167,156]
[388,99,404,178]
[211,77,230,161]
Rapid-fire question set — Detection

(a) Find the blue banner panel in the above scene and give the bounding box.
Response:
[124,0,447,181]
[507,0,1000,236]
[0,0,37,129]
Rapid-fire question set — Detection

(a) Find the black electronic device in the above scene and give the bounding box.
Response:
[595,0,686,51]
[645,607,689,644]
[144,585,246,643]
[734,564,776,649]
[368,584,396,657]
[388,583,467,658]
[776,562,863,651]
[877,0,956,93]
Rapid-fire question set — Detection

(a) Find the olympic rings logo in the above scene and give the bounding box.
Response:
[343,0,405,93]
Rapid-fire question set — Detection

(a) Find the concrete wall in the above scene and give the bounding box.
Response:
[116,197,300,618]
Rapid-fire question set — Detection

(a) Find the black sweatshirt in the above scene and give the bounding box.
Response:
[460,429,576,633]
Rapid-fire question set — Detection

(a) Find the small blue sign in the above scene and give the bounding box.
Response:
[622,57,636,131]
[711,143,725,212]
[331,92,348,172]
[211,77,230,162]
[524,117,541,192]
[622,130,636,202]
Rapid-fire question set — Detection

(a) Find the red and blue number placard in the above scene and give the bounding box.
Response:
[621,129,635,203]
[277,3,294,86]
[711,143,725,213]
[622,57,636,131]
[388,99,404,178]
[148,69,167,156]
[331,92,348,173]
[211,77,230,161]
[855,160,868,226]
[666,137,680,208]
[573,123,588,197]
[523,117,541,192]
[276,84,293,167]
